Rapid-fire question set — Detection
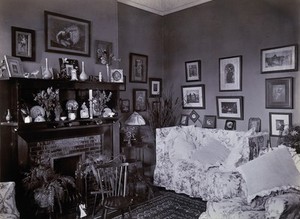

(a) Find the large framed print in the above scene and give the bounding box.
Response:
[129,53,148,83]
[133,89,147,111]
[269,112,292,136]
[45,11,91,56]
[261,45,298,73]
[11,26,35,61]
[265,77,293,109]
[216,96,244,120]
[181,84,205,109]
[185,60,201,82]
[219,56,242,91]
[149,78,162,97]
[4,55,24,78]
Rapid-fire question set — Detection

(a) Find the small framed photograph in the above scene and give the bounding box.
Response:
[129,53,148,83]
[202,115,216,129]
[110,69,124,83]
[11,26,35,61]
[185,60,201,82]
[261,44,298,73]
[120,99,130,113]
[120,75,126,91]
[265,77,293,109]
[219,56,242,91]
[189,110,200,123]
[133,89,147,111]
[224,120,236,130]
[149,78,162,97]
[180,114,189,126]
[45,11,91,56]
[181,84,205,109]
[95,40,113,65]
[248,117,261,132]
[216,96,244,120]
[269,112,292,136]
[4,55,24,78]
[59,58,79,80]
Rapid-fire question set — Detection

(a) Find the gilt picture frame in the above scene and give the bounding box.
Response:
[129,53,148,83]
[269,112,292,136]
[216,96,244,120]
[185,60,201,82]
[219,56,242,91]
[181,84,205,109]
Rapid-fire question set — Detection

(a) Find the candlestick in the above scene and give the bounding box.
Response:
[99,72,102,82]
[89,89,93,100]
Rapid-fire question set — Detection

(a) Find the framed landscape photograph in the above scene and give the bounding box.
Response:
[133,89,147,111]
[185,60,201,82]
[265,77,293,109]
[181,84,205,109]
[180,114,189,126]
[45,11,91,56]
[202,115,216,129]
[216,96,244,120]
[224,120,236,130]
[95,40,113,65]
[129,53,148,83]
[248,117,261,132]
[59,58,79,79]
[149,78,162,97]
[261,44,298,73]
[269,112,292,136]
[11,26,35,61]
[4,55,24,78]
[120,99,130,113]
[219,56,242,91]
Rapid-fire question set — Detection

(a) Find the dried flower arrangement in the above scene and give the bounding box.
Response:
[92,90,112,116]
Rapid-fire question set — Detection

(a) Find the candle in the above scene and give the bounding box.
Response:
[99,72,102,82]
[89,89,93,100]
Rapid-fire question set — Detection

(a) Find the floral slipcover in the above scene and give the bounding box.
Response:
[0,182,19,219]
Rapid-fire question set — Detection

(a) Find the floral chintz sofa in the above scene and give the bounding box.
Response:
[0,182,20,219]
[154,125,300,218]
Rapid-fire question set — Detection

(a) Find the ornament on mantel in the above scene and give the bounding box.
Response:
[79,61,88,81]
[42,58,53,79]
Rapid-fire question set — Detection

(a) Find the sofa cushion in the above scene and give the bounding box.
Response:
[169,137,195,160]
[237,147,300,203]
[0,182,19,217]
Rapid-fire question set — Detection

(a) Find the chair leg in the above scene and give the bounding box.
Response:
[92,194,98,217]
[102,208,108,219]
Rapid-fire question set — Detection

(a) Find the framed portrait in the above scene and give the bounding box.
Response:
[4,55,24,78]
[181,84,205,109]
[120,99,130,113]
[189,110,200,123]
[59,58,79,79]
[180,114,189,126]
[269,112,292,136]
[45,11,91,56]
[265,77,293,109]
[133,89,147,111]
[224,120,236,130]
[219,56,242,91]
[202,115,216,129]
[216,96,244,120]
[185,60,201,82]
[248,117,261,132]
[149,78,162,97]
[120,75,126,91]
[11,26,35,61]
[129,53,148,83]
[110,69,124,83]
[261,44,298,73]
[95,40,113,65]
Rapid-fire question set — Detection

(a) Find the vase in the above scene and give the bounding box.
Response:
[5,109,12,122]
[79,61,88,81]
[42,58,52,80]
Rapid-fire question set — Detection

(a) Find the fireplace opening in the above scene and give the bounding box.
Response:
[51,153,84,178]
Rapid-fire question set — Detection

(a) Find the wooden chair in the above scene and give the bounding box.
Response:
[91,162,133,219]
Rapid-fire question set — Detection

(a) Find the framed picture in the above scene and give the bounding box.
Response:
[180,114,189,126]
[224,120,236,130]
[110,69,124,83]
[45,11,91,56]
[133,89,147,111]
[129,53,148,83]
[59,58,79,79]
[120,75,126,91]
[181,84,205,109]
[185,60,201,82]
[11,26,35,61]
[189,110,200,123]
[149,78,162,97]
[248,117,261,132]
[265,77,293,109]
[4,55,24,78]
[219,56,242,91]
[216,96,244,120]
[202,115,216,129]
[269,112,292,136]
[95,40,113,65]
[120,99,130,113]
[261,44,298,73]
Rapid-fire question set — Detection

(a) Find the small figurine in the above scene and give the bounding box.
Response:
[80,102,89,119]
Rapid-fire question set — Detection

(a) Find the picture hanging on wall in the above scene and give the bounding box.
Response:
[179,114,189,126]
[129,53,148,83]
[219,56,242,91]
[149,78,162,97]
[181,84,205,109]
[110,69,124,83]
[95,40,113,65]
[261,44,298,73]
[59,58,79,80]
[133,89,147,111]
[202,115,217,129]
[189,110,200,123]
[185,60,201,82]
[120,99,130,113]
[119,75,126,91]
[216,96,244,120]
[224,120,236,130]
[269,112,292,136]
[248,117,261,132]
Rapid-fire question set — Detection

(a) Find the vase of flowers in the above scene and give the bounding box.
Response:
[282,126,300,153]
[92,90,112,117]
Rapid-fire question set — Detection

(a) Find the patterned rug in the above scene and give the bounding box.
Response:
[113,191,206,219]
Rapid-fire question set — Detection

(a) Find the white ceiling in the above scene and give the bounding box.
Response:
[118,0,213,16]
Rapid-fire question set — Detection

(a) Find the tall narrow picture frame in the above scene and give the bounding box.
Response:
[129,53,148,83]
[216,96,244,120]
[265,77,293,109]
[149,78,162,97]
[133,89,147,112]
[219,56,242,91]
[269,112,292,136]
[181,84,205,109]
[261,44,298,73]
[185,60,201,82]
[45,11,91,56]
[11,26,35,61]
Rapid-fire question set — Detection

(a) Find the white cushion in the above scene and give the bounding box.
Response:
[169,137,195,160]
[237,147,300,203]
[0,182,19,217]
